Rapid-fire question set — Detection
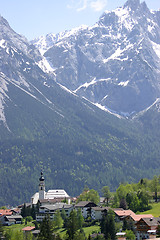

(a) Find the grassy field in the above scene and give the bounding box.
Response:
[55,225,100,239]
[140,202,160,217]
[57,225,100,238]
[4,221,35,233]
[83,225,100,237]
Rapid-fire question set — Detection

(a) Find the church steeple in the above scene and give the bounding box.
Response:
[39,171,45,200]
[39,171,45,182]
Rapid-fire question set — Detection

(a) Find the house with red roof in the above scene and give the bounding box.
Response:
[22,226,36,238]
[113,209,136,222]
[0,209,13,225]
[22,226,35,232]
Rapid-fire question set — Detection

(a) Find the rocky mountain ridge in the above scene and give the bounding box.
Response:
[32,0,160,117]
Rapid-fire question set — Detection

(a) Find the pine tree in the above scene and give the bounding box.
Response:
[31,204,36,220]
[109,212,116,240]
[21,203,27,218]
[119,198,128,210]
[61,208,67,221]
[0,221,3,238]
[53,210,63,229]
[77,208,84,229]
[100,210,116,240]
[38,214,53,240]
[66,210,79,240]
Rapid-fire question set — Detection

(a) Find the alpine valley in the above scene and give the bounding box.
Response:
[0,0,160,206]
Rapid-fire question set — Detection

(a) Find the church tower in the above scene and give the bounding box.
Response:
[39,171,45,200]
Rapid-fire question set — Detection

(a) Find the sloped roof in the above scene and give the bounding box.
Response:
[114,209,154,222]
[46,189,69,198]
[91,206,109,211]
[0,209,12,217]
[75,201,97,207]
[114,209,135,217]
[131,214,153,221]
[22,226,35,231]
[5,215,22,220]
[40,203,73,211]
[139,217,160,227]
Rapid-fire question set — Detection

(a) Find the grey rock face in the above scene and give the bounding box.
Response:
[33,0,160,116]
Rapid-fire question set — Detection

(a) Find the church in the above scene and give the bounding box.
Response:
[31,171,70,205]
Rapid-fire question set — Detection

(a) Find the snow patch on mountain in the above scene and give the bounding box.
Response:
[114,6,137,31]
[74,78,97,92]
[58,25,88,39]
[37,57,56,74]
[118,81,129,87]
[58,83,77,97]
[151,41,160,59]
[74,78,111,93]
[0,39,10,54]
[0,39,6,48]
[0,73,10,129]
[94,103,123,119]
[103,43,132,63]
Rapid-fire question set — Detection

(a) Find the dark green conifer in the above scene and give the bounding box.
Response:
[65,210,79,240]
[38,214,53,240]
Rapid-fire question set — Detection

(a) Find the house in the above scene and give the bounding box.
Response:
[11,208,21,215]
[91,207,110,220]
[22,226,35,232]
[124,213,153,233]
[125,214,153,223]
[39,197,70,206]
[135,217,160,240]
[113,209,135,222]
[36,203,73,222]
[74,201,97,219]
[4,215,22,226]
[116,232,126,240]
[22,226,36,238]
[0,209,13,225]
[31,171,70,205]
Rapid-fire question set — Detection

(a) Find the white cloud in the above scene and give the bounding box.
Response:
[90,0,108,12]
[67,0,108,12]
[77,0,88,11]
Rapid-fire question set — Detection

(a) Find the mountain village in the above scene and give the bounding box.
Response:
[0,0,160,239]
[0,172,160,240]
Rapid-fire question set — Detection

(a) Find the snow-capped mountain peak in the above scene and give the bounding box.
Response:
[31,25,88,55]
[32,0,160,117]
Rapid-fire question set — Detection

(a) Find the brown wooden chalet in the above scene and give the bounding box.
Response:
[135,217,160,240]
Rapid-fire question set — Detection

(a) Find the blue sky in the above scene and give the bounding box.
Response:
[0,0,159,40]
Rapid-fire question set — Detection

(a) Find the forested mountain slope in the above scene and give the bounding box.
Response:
[0,2,160,206]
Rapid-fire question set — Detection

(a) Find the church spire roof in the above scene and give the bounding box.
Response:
[39,171,45,181]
